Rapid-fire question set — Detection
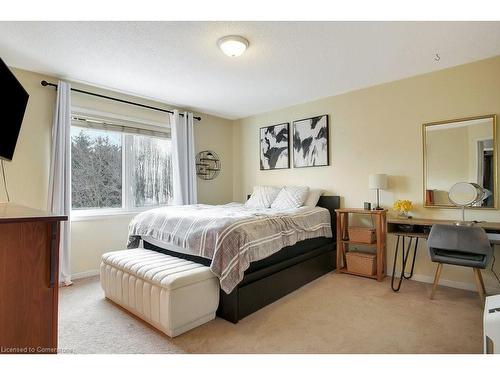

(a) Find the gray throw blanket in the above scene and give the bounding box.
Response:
[128,203,332,293]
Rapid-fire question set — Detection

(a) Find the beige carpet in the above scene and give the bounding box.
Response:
[58,273,484,354]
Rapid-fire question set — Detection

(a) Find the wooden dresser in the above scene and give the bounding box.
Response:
[0,203,67,354]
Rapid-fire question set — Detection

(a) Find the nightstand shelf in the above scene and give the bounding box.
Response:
[335,208,387,281]
[337,267,379,279]
[340,240,378,246]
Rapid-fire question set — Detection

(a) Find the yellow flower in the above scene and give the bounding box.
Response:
[393,199,412,212]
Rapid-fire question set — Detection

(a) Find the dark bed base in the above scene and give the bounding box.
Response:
[144,195,340,323]
[218,240,336,323]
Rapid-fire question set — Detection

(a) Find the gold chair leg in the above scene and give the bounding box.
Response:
[430,263,443,300]
[473,268,486,304]
[477,268,486,295]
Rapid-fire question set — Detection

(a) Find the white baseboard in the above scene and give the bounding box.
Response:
[408,273,477,292]
[387,269,500,294]
[72,269,100,280]
[386,269,478,291]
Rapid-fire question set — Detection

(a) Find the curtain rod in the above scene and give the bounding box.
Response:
[40,80,201,121]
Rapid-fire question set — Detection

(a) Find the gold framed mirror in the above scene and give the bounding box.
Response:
[422,114,497,209]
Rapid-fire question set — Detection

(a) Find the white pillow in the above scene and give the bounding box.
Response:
[245,186,281,208]
[303,188,324,207]
[271,186,310,210]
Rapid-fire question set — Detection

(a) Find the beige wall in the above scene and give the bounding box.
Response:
[194,113,234,205]
[233,56,500,293]
[4,67,234,276]
[1,69,55,209]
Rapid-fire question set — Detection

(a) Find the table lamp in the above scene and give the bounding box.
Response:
[369,174,388,210]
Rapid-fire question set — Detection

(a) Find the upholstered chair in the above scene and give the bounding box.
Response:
[427,224,492,303]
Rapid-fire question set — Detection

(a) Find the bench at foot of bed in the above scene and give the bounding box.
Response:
[100,248,219,337]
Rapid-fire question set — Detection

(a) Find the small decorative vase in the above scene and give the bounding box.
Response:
[398,211,409,219]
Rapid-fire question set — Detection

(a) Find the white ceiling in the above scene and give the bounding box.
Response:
[1,21,500,120]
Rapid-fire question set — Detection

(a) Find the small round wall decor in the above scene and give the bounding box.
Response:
[195,150,221,180]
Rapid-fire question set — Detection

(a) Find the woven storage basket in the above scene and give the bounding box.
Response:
[348,226,376,244]
[346,251,376,276]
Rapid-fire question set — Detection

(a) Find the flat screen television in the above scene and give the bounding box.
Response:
[0,58,29,161]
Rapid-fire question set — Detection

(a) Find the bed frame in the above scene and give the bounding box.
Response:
[144,195,340,323]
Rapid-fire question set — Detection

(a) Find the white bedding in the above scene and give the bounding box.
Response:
[128,203,332,293]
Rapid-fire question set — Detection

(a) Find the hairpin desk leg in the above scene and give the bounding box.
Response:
[391,235,419,292]
[403,237,418,280]
[391,236,401,291]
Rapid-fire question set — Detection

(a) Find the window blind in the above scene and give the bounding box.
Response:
[71,112,170,139]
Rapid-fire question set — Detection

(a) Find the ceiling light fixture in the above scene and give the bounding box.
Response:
[217,35,249,57]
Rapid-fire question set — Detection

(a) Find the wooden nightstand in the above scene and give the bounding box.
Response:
[335,208,387,281]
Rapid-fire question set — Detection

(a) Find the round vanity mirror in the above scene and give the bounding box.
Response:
[448,182,484,207]
[448,182,486,225]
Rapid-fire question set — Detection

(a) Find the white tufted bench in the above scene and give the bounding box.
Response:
[100,248,220,337]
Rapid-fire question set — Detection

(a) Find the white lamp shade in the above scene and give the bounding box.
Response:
[369,174,388,190]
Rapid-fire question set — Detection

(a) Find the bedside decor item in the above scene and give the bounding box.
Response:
[364,202,371,210]
[292,114,329,168]
[368,173,388,210]
[195,150,221,180]
[259,123,289,170]
[393,199,413,218]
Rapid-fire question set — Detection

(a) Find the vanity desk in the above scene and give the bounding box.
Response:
[387,217,500,292]
[386,113,500,295]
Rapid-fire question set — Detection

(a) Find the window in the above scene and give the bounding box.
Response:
[129,134,173,208]
[71,115,172,216]
[71,127,123,210]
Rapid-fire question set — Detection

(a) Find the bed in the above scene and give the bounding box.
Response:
[128,195,340,323]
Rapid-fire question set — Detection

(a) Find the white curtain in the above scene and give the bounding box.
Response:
[171,110,197,205]
[47,81,72,286]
